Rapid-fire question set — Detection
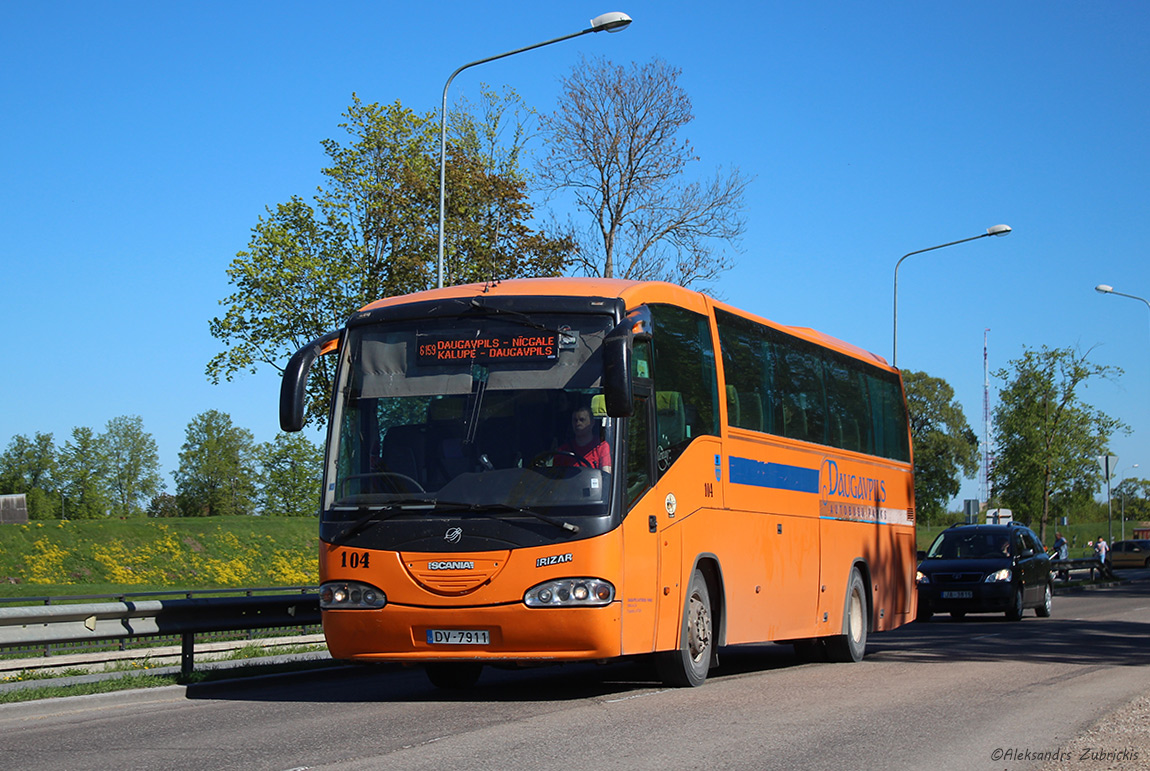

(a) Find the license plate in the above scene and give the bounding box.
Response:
[941,591,973,599]
[427,629,490,645]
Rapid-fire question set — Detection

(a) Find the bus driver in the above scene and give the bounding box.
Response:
[557,405,611,473]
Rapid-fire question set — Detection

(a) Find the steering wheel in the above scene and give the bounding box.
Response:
[530,450,593,469]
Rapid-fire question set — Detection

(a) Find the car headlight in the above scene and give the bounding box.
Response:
[525,578,615,607]
[984,568,1012,583]
[916,570,929,584]
[320,581,386,609]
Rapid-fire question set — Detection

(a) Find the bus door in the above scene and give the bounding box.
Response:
[620,389,665,654]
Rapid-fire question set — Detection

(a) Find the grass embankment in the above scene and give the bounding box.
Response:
[0,517,319,598]
[1,516,1118,599]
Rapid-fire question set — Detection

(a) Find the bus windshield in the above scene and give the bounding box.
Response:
[325,313,618,533]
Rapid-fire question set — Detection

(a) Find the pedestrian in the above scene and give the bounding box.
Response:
[1052,532,1069,581]
[1094,536,1110,579]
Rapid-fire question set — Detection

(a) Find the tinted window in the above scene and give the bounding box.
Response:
[626,394,652,508]
[716,311,780,434]
[715,308,910,462]
[775,341,826,444]
[650,304,719,470]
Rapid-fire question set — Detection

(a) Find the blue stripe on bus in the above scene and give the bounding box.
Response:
[728,457,819,494]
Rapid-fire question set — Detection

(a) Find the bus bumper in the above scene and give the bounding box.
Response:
[322,603,623,662]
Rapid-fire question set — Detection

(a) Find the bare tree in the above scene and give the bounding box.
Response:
[538,56,750,289]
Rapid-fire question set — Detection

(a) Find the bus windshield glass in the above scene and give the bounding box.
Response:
[326,313,617,527]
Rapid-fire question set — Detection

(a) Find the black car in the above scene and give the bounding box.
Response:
[916,523,1053,621]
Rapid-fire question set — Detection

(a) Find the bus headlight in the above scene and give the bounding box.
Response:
[320,581,387,609]
[525,578,615,607]
[915,570,929,585]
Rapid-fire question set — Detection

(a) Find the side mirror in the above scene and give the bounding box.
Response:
[279,330,341,432]
[916,550,926,561]
[602,322,633,418]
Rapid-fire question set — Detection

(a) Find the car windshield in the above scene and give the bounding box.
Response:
[925,530,1013,560]
[324,313,617,524]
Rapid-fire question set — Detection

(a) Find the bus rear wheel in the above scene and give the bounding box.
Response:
[826,569,868,663]
[425,662,483,689]
[656,568,713,687]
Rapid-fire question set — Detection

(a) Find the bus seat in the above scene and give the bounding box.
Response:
[426,397,470,485]
[656,391,686,446]
[725,385,740,427]
[783,403,808,440]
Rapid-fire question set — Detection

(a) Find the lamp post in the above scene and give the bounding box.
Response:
[436,12,632,289]
[892,224,1012,367]
[1095,284,1150,345]
[1117,463,1140,540]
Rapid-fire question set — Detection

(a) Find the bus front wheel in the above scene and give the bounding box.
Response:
[656,568,714,687]
[826,569,868,663]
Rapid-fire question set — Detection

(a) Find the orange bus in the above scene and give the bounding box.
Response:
[280,278,916,688]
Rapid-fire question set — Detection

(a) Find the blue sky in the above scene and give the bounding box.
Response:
[3,2,1149,509]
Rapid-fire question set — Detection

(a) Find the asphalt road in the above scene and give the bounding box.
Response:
[2,579,1149,771]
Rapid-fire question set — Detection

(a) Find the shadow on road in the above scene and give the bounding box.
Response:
[184,656,678,705]
[868,580,1150,667]
[186,581,1150,703]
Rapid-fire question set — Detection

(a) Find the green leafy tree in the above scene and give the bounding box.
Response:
[173,410,258,517]
[208,91,574,427]
[0,432,59,519]
[1113,477,1150,526]
[258,432,323,516]
[538,56,750,289]
[58,426,111,519]
[101,415,163,518]
[903,371,980,524]
[991,346,1126,542]
[147,492,180,518]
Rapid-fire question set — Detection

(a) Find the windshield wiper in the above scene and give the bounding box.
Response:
[434,500,580,534]
[331,501,436,545]
[466,299,558,334]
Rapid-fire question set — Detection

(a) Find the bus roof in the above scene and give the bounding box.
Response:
[357,278,893,372]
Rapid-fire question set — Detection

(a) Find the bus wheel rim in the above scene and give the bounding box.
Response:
[848,590,864,642]
[688,593,711,662]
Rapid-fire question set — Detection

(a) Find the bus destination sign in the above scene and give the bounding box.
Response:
[417,331,559,363]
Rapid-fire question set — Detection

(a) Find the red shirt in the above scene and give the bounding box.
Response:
[557,439,611,470]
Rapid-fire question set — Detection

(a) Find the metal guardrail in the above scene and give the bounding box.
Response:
[0,586,313,607]
[0,590,320,676]
[1051,558,1111,580]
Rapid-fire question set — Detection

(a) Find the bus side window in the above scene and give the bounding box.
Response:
[632,339,652,379]
[649,304,719,469]
[626,395,653,509]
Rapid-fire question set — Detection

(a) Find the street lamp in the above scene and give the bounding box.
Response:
[1095,284,1150,341]
[892,224,1012,367]
[436,12,633,289]
[1117,463,1140,541]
